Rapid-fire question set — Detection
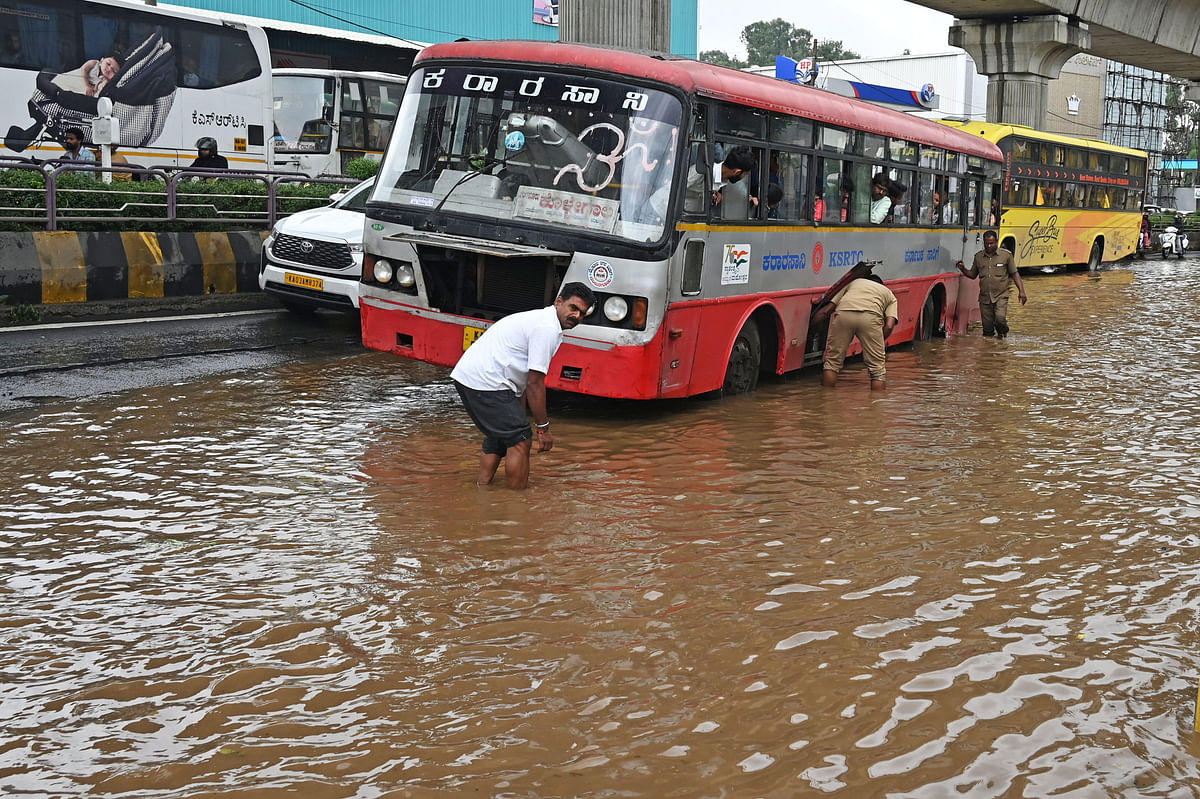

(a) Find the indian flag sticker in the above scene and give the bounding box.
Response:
[721,243,751,285]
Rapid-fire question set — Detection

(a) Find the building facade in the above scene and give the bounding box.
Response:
[774,51,1169,204]
[166,0,698,57]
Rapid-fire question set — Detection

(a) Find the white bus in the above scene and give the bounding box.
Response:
[0,0,272,169]
[271,68,406,177]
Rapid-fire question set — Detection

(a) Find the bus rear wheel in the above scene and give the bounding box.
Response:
[722,322,761,394]
[1087,240,1103,271]
[917,294,937,341]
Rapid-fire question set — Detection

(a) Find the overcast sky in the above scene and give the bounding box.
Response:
[696,0,957,62]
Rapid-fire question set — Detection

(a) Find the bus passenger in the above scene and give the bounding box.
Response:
[766,183,783,219]
[929,189,945,224]
[711,146,756,217]
[814,274,898,391]
[885,181,907,224]
[813,188,826,222]
[869,172,892,224]
[449,281,597,490]
[955,230,1028,339]
[1,31,24,65]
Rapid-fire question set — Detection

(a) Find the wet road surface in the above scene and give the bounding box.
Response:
[3,260,1200,797]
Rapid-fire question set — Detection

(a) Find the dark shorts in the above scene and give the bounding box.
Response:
[453,380,531,456]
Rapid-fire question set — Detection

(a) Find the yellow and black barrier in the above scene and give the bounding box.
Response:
[0,230,268,306]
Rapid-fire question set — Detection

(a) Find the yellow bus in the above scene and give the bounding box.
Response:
[941,121,1147,271]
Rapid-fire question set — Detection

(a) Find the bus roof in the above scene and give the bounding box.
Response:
[414,40,1004,162]
[939,120,1148,159]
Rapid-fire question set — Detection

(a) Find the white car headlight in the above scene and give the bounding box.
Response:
[603,296,628,322]
[373,259,394,283]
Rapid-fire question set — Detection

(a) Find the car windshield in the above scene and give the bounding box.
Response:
[334,179,374,211]
[273,75,334,153]
[373,64,684,244]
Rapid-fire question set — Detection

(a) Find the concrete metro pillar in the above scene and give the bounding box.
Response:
[949,15,1091,128]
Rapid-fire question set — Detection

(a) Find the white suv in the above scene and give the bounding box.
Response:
[259,178,372,313]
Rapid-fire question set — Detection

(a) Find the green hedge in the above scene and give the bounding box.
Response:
[0,168,355,231]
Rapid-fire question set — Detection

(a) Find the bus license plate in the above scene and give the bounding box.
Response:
[463,326,486,350]
[285,272,323,291]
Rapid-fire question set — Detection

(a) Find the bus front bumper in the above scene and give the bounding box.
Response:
[360,295,672,399]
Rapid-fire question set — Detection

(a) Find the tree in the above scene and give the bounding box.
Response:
[739,18,859,68]
[699,49,748,70]
[1164,80,1199,160]
[815,39,859,61]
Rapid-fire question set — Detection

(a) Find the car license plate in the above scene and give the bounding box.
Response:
[462,326,486,350]
[285,272,323,291]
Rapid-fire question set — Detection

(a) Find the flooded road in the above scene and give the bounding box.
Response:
[3,261,1200,798]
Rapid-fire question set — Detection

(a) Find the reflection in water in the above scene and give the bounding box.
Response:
[3,263,1200,797]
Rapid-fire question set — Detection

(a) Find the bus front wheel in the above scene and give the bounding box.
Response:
[1087,240,1103,271]
[722,322,761,394]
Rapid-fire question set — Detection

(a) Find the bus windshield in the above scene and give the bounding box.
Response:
[374,64,685,244]
[273,75,334,153]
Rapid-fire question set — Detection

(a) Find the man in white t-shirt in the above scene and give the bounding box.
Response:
[869,172,892,224]
[450,281,596,489]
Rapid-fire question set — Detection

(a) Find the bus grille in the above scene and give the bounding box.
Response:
[417,247,563,320]
[272,234,354,271]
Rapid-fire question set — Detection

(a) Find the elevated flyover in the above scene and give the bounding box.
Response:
[911,1,1200,126]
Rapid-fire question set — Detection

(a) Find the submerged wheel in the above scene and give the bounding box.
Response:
[722,322,761,395]
[917,294,937,341]
[1087,240,1103,271]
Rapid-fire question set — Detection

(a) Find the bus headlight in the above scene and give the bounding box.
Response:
[373,259,394,283]
[603,296,629,322]
[395,261,416,288]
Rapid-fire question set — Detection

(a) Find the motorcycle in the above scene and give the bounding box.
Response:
[1161,225,1189,259]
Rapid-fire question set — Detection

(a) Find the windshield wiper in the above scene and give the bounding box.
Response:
[421,155,506,230]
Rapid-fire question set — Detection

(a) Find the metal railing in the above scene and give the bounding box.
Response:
[0,157,361,231]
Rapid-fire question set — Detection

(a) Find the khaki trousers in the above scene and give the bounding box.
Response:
[823,310,887,380]
[979,293,1011,336]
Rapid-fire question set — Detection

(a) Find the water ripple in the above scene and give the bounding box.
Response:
[3,264,1200,796]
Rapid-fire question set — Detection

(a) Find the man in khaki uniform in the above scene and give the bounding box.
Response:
[816,275,899,391]
[956,230,1028,338]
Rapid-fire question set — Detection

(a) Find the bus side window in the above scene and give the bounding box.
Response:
[850,162,872,224]
[965,179,980,225]
[817,157,847,223]
[888,168,913,224]
[945,176,961,224]
[713,140,753,220]
[918,172,935,224]
[177,22,262,87]
[771,150,806,221]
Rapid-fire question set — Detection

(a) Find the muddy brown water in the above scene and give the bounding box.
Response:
[3,261,1200,798]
